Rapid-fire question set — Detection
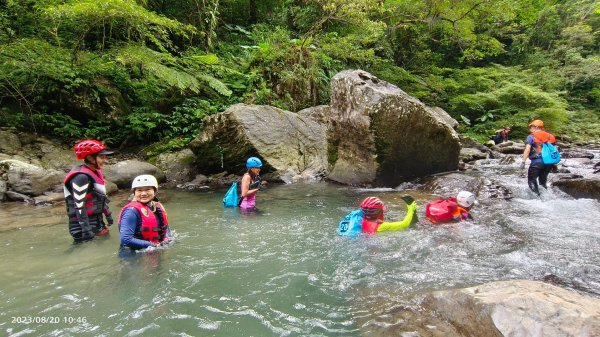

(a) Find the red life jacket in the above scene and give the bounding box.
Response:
[63,165,106,216]
[361,218,381,233]
[119,201,169,243]
[531,130,556,155]
[425,197,470,224]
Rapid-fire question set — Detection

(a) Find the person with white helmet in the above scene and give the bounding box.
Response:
[425,191,478,224]
[239,157,264,211]
[118,174,172,250]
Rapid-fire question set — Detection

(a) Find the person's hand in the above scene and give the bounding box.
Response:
[249,181,262,190]
[520,162,526,170]
[400,195,415,205]
[106,214,114,226]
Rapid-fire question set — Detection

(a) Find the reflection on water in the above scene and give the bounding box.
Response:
[1,164,600,336]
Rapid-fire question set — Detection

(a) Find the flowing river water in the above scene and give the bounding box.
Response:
[1,157,600,337]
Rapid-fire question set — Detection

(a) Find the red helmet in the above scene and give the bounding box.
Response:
[73,139,113,160]
[360,196,386,215]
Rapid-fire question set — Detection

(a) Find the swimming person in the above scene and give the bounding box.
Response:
[425,191,478,224]
[338,195,417,235]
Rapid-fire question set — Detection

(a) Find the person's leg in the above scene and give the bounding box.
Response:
[538,165,552,189]
[528,163,542,195]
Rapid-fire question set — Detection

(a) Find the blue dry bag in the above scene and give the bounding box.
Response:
[223,182,239,207]
[541,142,561,165]
[338,209,364,237]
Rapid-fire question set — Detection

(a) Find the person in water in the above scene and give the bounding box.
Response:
[118,175,172,250]
[425,191,478,224]
[63,139,114,242]
[359,195,418,233]
[239,156,263,211]
[521,119,557,196]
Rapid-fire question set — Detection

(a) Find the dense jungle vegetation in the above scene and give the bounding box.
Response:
[1,0,599,154]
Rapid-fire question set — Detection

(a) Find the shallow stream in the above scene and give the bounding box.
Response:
[1,157,599,336]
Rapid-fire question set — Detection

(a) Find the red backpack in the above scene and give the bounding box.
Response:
[426,197,459,224]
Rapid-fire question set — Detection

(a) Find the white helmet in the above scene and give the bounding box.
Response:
[456,191,477,208]
[131,174,158,190]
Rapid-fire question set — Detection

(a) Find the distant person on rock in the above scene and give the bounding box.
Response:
[63,139,114,242]
[491,127,511,145]
[239,157,264,212]
[521,119,558,196]
[118,175,172,250]
[338,196,417,236]
[425,191,478,224]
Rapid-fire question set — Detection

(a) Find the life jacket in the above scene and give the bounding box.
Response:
[64,165,107,217]
[361,218,381,233]
[361,210,384,233]
[119,201,169,243]
[530,130,556,159]
[426,197,470,224]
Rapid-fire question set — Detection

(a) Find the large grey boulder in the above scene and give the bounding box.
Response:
[152,148,196,183]
[103,160,166,188]
[418,280,600,337]
[326,70,460,186]
[189,104,328,183]
[0,128,22,155]
[0,159,64,196]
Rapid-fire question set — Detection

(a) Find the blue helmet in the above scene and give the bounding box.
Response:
[246,157,262,169]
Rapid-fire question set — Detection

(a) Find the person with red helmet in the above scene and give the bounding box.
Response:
[63,139,114,242]
[348,195,417,234]
[521,120,557,196]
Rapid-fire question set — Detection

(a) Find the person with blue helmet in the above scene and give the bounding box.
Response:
[239,157,263,211]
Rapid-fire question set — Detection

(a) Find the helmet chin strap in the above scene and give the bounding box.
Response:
[84,155,99,170]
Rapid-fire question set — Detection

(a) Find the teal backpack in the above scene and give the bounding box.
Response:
[223,182,239,207]
[541,142,561,165]
[338,210,364,237]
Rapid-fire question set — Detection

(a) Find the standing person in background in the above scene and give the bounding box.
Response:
[521,119,556,196]
[119,175,172,250]
[64,139,114,242]
[240,157,263,212]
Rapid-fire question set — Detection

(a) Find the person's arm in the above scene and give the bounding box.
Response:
[377,202,417,232]
[241,173,258,197]
[522,144,531,162]
[69,174,94,239]
[119,208,155,249]
[103,198,113,226]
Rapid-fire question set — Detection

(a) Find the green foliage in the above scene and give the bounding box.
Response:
[42,0,197,53]
[2,0,600,150]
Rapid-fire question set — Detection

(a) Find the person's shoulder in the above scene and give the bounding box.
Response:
[526,134,535,142]
[121,206,141,219]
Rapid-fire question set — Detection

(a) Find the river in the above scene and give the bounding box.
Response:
[1,157,599,336]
